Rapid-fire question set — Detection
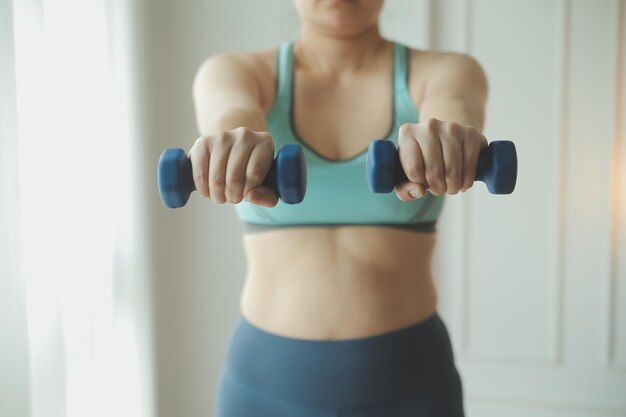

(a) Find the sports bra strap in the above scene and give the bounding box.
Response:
[275,42,294,100]
[393,42,410,93]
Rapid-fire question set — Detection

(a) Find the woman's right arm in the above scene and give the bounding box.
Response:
[190,53,277,207]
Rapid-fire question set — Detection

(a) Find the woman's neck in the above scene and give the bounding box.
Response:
[294,23,388,76]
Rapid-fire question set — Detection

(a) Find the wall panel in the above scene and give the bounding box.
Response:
[435,0,626,415]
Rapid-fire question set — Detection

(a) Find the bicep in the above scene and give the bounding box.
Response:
[418,54,488,132]
[192,53,267,135]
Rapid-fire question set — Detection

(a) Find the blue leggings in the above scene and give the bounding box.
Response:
[215,311,465,417]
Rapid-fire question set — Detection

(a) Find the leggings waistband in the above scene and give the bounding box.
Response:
[221,312,459,410]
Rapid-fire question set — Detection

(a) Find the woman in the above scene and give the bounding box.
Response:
[190,1,487,416]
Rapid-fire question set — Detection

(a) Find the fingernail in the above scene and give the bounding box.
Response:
[409,189,423,199]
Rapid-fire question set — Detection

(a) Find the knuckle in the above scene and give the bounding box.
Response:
[227,173,244,188]
[398,123,414,137]
[403,162,422,181]
[194,176,210,197]
[192,171,208,194]
[247,166,266,184]
[424,117,439,133]
[466,125,480,137]
[187,149,199,162]
[247,132,262,145]
[213,131,230,146]
[446,163,461,179]
[228,195,243,204]
[398,133,411,146]
[193,169,206,184]
[233,126,251,138]
[210,189,226,204]
[212,175,225,188]
[465,128,482,145]
[239,132,270,151]
[193,135,209,148]
[258,131,273,142]
[225,185,243,203]
[425,166,444,184]
[188,148,199,162]
[445,170,462,186]
[446,122,461,137]
[258,133,275,149]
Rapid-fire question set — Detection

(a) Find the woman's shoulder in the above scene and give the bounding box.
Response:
[194,47,279,112]
[404,46,487,107]
[407,47,484,79]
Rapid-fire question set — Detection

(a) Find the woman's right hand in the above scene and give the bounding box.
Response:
[188,127,278,207]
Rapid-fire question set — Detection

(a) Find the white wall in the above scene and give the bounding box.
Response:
[432,0,626,416]
[142,1,626,416]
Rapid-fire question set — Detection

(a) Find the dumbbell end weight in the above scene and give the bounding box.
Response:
[158,148,195,209]
[365,140,399,193]
[273,144,307,205]
[475,141,517,194]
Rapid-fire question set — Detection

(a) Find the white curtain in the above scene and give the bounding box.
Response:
[0,1,154,416]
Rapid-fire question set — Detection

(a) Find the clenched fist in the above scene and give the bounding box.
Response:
[395,118,488,201]
[188,127,278,207]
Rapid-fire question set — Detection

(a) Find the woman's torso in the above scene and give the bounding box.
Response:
[234,40,441,340]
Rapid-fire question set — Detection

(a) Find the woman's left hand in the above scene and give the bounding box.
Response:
[395,118,488,201]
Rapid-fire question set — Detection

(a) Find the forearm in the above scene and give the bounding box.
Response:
[417,52,488,133]
[192,53,268,137]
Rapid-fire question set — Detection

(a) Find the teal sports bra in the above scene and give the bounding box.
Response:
[235,40,445,233]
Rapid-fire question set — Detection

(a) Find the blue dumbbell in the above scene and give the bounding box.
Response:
[366,140,517,194]
[158,144,307,208]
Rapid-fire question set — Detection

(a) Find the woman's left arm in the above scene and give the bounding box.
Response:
[396,53,489,201]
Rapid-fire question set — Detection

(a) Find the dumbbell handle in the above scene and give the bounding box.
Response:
[158,144,306,208]
[366,140,517,194]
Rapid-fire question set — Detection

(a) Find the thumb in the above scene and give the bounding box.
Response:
[244,185,279,207]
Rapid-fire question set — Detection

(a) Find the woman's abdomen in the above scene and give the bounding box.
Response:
[239,226,439,340]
